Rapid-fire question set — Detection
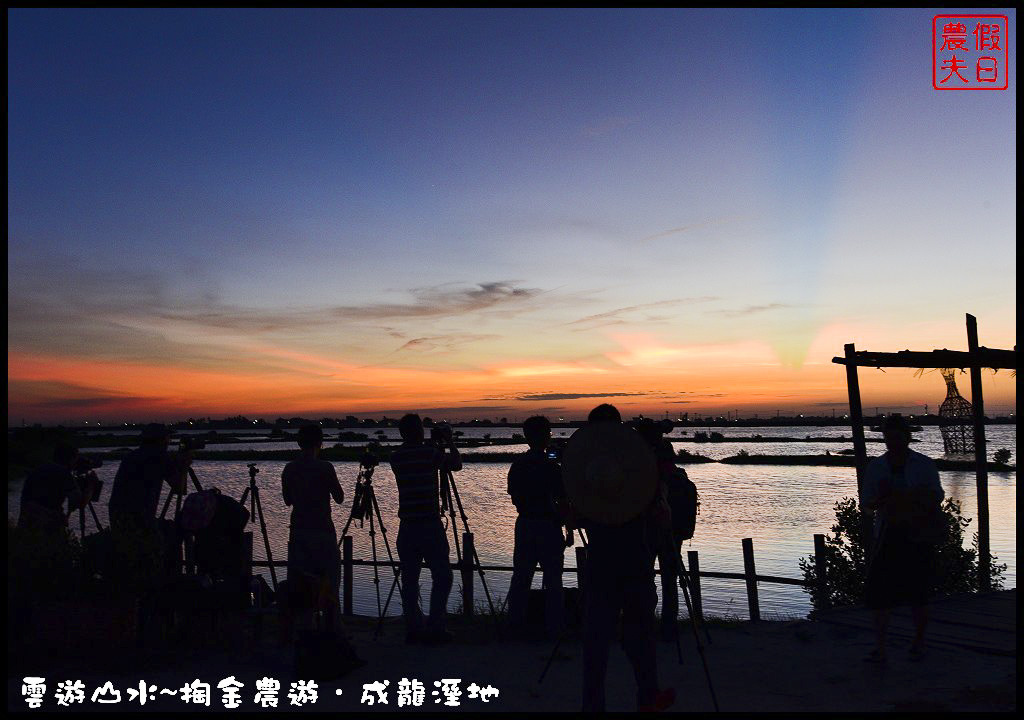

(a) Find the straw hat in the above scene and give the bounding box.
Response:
[562,422,658,525]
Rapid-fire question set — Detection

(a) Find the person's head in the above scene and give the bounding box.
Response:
[522,416,552,451]
[399,413,425,443]
[140,423,172,448]
[53,441,79,468]
[881,414,912,455]
[587,404,621,424]
[297,424,324,452]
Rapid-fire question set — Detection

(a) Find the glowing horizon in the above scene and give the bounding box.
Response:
[7,9,1017,424]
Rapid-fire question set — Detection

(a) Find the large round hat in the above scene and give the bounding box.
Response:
[562,422,658,525]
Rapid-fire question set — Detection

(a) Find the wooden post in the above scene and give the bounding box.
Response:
[462,532,475,617]
[844,343,874,553]
[966,314,991,591]
[687,550,703,622]
[342,535,353,617]
[742,538,760,621]
[813,534,830,610]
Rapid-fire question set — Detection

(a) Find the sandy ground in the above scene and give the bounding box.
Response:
[6,610,1016,713]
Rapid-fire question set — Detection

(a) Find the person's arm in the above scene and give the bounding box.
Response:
[165,450,190,493]
[327,463,345,505]
[507,460,523,509]
[444,439,462,473]
[282,465,294,507]
[861,460,883,511]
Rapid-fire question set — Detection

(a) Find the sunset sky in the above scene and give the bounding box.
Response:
[8,9,1017,423]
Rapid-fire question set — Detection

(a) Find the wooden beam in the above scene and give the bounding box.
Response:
[844,343,873,556]
[831,347,1016,370]
[844,344,869,498]
[966,314,991,591]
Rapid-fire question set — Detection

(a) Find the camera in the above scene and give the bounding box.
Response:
[545,439,566,462]
[359,451,379,470]
[72,455,103,503]
[430,423,453,444]
[180,436,207,451]
[73,455,103,473]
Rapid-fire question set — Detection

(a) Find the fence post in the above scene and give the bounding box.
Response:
[342,535,353,617]
[687,550,703,622]
[462,532,475,617]
[813,534,830,610]
[742,538,760,621]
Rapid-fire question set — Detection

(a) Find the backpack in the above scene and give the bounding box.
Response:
[665,467,699,541]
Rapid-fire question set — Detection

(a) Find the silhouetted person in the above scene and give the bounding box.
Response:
[108,423,190,533]
[634,418,688,642]
[282,424,345,632]
[862,414,944,662]
[390,413,461,645]
[18,441,85,536]
[573,404,675,712]
[506,415,569,638]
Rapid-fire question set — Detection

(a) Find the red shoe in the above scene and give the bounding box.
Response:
[639,687,676,712]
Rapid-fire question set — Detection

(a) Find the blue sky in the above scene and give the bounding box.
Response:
[8,9,1017,421]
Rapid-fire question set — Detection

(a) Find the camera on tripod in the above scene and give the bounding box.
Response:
[545,439,567,462]
[359,452,379,470]
[179,436,207,451]
[430,423,454,444]
[72,455,104,504]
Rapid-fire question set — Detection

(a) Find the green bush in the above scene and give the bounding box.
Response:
[7,520,84,602]
[799,497,1006,610]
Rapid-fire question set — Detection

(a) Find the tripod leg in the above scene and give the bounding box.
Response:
[369,511,382,618]
[671,547,719,711]
[370,491,402,592]
[159,490,174,520]
[88,502,104,532]
[251,487,279,592]
[375,571,401,641]
[446,473,501,632]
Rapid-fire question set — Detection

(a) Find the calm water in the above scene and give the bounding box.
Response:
[11,426,1016,620]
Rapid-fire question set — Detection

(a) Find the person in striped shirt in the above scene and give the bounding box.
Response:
[389,413,462,645]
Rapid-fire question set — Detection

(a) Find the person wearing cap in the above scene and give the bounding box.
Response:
[281,424,345,633]
[862,413,944,663]
[506,415,569,639]
[566,404,675,712]
[18,441,86,537]
[108,423,190,532]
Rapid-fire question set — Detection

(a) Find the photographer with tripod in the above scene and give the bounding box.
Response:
[18,441,90,537]
[281,424,346,634]
[389,413,461,646]
[564,404,676,713]
[506,415,570,640]
[108,423,191,535]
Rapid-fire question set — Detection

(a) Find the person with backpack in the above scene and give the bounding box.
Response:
[634,419,699,642]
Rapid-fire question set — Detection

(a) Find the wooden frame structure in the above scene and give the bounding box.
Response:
[832,314,1016,591]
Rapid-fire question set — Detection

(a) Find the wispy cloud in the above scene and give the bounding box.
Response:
[637,217,742,244]
[394,334,498,354]
[710,303,795,318]
[515,391,654,401]
[566,297,718,331]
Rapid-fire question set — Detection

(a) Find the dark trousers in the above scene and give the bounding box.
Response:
[582,518,659,712]
[507,514,565,637]
[397,517,453,633]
